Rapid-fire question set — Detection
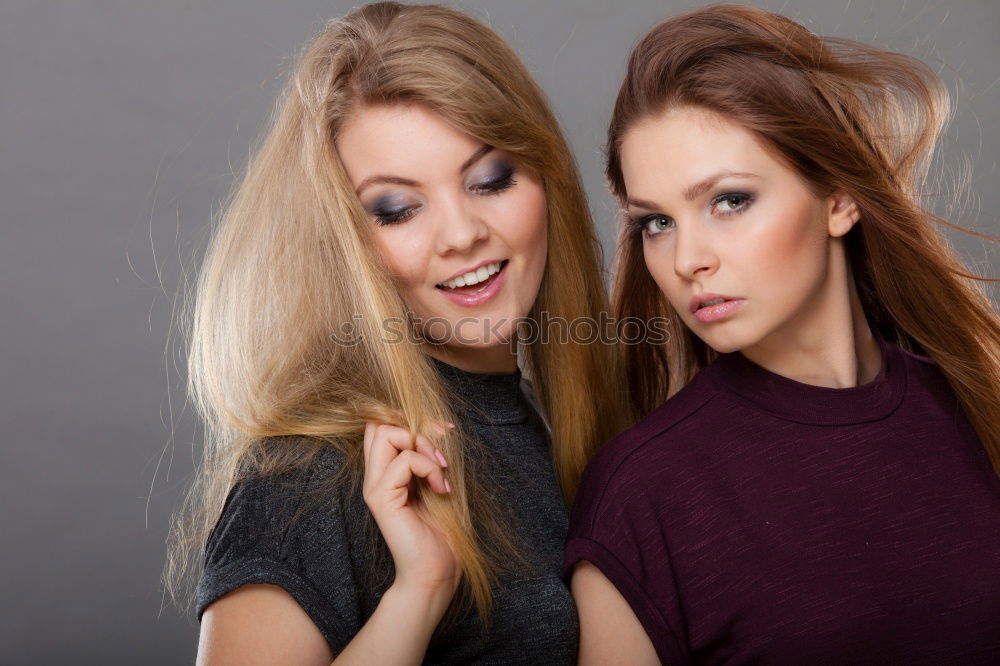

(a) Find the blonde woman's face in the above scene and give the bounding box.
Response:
[337,104,548,367]
[620,106,859,356]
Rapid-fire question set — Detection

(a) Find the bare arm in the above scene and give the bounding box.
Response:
[198,579,452,666]
[571,560,661,666]
[197,422,459,665]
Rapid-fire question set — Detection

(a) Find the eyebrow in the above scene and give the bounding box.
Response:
[355,144,495,195]
[626,170,759,210]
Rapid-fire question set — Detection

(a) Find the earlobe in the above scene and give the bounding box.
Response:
[827,191,861,238]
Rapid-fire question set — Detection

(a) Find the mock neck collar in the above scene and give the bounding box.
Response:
[703,332,907,426]
[430,356,529,425]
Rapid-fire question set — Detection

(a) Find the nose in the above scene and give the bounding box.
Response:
[673,223,718,280]
[433,193,489,255]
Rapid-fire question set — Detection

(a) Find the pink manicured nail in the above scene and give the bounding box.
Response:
[444,479,452,493]
[435,449,448,467]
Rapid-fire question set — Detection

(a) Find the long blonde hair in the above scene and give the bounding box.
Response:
[607,5,1000,473]
[164,1,626,631]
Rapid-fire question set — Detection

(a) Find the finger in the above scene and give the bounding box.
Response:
[363,421,377,468]
[413,434,447,469]
[366,424,420,487]
[364,424,451,493]
[426,422,455,468]
[375,449,450,498]
[428,421,452,438]
[362,421,379,494]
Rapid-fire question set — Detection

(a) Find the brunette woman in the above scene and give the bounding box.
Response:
[566,5,1000,664]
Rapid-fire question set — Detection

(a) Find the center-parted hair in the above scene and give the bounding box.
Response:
[165,1,626,631]
[607,4,1000,473]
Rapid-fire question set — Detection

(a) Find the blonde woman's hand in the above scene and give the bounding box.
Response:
[362,421,460,608]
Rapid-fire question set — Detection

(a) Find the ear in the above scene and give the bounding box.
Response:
[826,190,861,238]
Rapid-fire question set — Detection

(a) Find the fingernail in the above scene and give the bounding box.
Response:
[444,479,452,493]
[435,449,448,467]
[448,422,456,429]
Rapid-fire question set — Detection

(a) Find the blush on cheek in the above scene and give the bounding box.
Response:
[641,245,684,316]
[374,232,429,289]
[512,185,549,297]
[522,190,548,244]
[749,201,831,319]
[746,195,826,269]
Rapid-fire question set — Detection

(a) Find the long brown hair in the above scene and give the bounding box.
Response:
[164,1,626,631]
[607,4,1000,473]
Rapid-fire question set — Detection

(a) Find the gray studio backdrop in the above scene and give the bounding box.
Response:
[2,0,997,663]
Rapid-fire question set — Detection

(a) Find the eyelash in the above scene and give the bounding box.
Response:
[630,192,755,236]
[373,167,518,226]
[375,208,417,225]
[473,165,517,196]
[712,192,754,217]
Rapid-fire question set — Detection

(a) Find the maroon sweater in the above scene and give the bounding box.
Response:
[565,334,1000,664]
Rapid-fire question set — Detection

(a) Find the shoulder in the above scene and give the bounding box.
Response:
[889,344,984,446]
[214,441,351,527]
[201,440,360,585]
[571,372,721,532]
[197,439,365,650]
[893,342,964,407]
[896,343,946,386]
[895,343,946,376]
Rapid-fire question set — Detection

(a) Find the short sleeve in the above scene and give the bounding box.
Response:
[195,452,361,655]
[563,451,690,664]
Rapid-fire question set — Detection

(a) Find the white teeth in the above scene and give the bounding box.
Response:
[701,297,727,308]
[440,261,502,289]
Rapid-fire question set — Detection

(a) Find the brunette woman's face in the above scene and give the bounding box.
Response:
[337,104,547,360]
[619,106,859,354]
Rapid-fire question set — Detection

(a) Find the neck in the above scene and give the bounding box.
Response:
[423,341,519,375]
[739,240,882,388]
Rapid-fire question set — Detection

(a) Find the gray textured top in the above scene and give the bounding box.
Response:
[196,357,578,664]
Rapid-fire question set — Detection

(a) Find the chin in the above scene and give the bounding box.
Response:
[703,339,742,355]
[454,316,517,347]
[690,326,753,355]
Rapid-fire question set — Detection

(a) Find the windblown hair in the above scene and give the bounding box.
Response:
[607,4,1000,473]
[165,1,625,632]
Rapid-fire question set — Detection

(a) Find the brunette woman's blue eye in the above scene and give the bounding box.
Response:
[471,163,516,195]
[711,192,754,216]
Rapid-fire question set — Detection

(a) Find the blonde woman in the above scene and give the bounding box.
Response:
[163,2,625,664]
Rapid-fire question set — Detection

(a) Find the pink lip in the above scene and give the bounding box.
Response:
[692,297,746,323]
[689,292,739,314]
[437,258,507,286]
[436,260,508,307]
